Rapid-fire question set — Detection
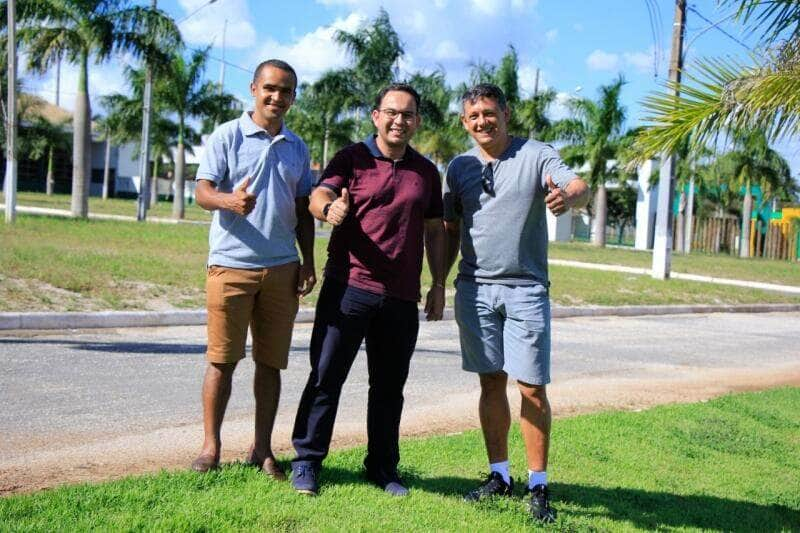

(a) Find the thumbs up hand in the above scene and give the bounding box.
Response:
[226,176,257,216]
[544,175,568,216]
[326,187,350,226]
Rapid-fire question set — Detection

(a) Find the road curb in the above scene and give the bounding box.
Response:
[2,304,799,331]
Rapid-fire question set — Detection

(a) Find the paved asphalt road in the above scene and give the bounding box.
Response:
[3,311,799,465]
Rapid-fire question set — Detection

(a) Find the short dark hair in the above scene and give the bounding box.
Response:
[461,83,507,111]
[374,83,421,112]
[252,59,298,90]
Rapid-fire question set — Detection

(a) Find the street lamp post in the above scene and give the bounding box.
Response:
[4,0,18,224]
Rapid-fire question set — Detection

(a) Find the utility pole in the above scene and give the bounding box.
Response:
[4,0,18,224]
[651,0,686,279]
[136,0,156,221]
[214,18,227,130]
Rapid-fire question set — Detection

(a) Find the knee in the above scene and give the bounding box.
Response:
[479,372,508,396]
[517,382,548,406]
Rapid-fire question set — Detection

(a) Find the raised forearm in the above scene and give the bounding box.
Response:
[309,186,337,221]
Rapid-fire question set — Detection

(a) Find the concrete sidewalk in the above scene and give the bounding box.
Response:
[2,303,800,331]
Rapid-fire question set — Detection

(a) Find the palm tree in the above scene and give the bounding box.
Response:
[155,47,220,219]
[635,0,800,158]
[5,0,181,218]
[408,69,468,167]
[518,88,558,141]
[716,128,792,257]
[22,115,71,195]
[334,7,404,128]
[558,76,628,247]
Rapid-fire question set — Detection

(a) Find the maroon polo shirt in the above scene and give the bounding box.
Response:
[318,136,443,301]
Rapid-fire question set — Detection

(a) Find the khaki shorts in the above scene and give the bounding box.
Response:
[206,262,300,368]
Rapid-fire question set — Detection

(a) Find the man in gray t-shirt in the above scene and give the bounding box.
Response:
[443,84,589,523]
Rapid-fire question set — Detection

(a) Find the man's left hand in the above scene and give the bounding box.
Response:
[545,175,569,216]
[297,264,317,296]
[424,285,445,321]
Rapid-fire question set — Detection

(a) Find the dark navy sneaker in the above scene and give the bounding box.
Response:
[464,471,514,502]
[365,468,409,497]
[526,484,557,523]
[291,462,319,496]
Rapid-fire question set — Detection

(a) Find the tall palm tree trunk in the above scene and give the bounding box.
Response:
[675,190,686,253]
[71,52,91,218]
[172,139,185,219]
[150,158,159,208]
[591,184,607,247]
[46,147,55,195]
[102,136,111,200]
[740,180,753,258]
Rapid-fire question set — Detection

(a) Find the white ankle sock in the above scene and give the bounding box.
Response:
[528,470,547,489]
[490,461,511,484]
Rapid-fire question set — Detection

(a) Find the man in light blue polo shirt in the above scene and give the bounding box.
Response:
[191,59,316,479]
[444,84,589,522]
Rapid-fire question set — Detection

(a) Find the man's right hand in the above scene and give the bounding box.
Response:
[326,188,350,226]
[225,176,256,216]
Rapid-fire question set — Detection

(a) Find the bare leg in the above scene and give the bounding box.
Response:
[479,372,511,463]
[517,381,551,471]
[248,361,285,478]
[194,362,236,470]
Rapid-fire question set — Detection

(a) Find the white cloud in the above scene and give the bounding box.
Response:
[544,28,558,43]
[518,64,546,96]
[250,13,365,84]
[586,49,620,71]
[178,0,256,49]
[470,0,504,16]
[435,40,467,60]
[624,50,654,73]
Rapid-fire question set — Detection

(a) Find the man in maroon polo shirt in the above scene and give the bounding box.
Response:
[290,83,446,497]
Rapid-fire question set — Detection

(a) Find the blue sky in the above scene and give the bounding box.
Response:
[23,0,800,176]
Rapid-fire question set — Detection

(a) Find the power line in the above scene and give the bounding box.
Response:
[687,4,753,52]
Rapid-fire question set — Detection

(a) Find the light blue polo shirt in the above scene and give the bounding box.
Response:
[196,111,314,269]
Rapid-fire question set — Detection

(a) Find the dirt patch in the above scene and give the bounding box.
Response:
[2,364,798,496]
[0,276,204,313]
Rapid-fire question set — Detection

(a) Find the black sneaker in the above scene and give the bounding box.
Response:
[291,462,319,496]
[463,471,514,502]
[525,484,557,523]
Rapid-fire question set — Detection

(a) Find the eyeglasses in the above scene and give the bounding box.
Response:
[481,162,495,196]
[378,108,417,122]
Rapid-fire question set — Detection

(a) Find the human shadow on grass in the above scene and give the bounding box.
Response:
[397,473,799,531]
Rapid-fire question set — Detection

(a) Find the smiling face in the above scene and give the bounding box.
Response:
[249,65,296,132]
[371,90,421,152]
[460,95,511,153]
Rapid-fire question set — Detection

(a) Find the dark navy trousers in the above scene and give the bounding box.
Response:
[291,278,419,475]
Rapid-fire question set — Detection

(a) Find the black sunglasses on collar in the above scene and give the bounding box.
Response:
[482,162,495,196]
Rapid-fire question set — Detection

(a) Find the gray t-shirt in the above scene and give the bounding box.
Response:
[443,137,576,285]
[196,111,314,269]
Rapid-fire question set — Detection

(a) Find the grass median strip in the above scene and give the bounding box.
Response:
[1,388,798,531]
[2,215,800,312]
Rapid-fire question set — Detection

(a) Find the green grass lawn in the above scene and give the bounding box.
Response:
[2,191,212,222]
[1,388,798,531]
[549,242,800,287]
[2,215,800,311]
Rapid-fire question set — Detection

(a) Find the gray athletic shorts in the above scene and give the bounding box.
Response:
[454,278,551,385]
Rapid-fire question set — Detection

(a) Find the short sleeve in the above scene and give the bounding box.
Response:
[195,128,227,184]
[443,160,460,221]
[316,147,351,193]
[296,144,314,197]
[538,144,577,190]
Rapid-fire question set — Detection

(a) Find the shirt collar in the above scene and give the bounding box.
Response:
[240,111,293,142]
[363,134,407,161]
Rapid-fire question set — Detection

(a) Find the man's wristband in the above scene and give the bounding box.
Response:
[322,202,332,218]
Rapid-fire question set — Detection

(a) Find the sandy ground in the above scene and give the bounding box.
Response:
[3,363,798,496]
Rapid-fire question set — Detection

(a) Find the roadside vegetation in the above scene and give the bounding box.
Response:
[1,388,797,531]
[1,215,799,312]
